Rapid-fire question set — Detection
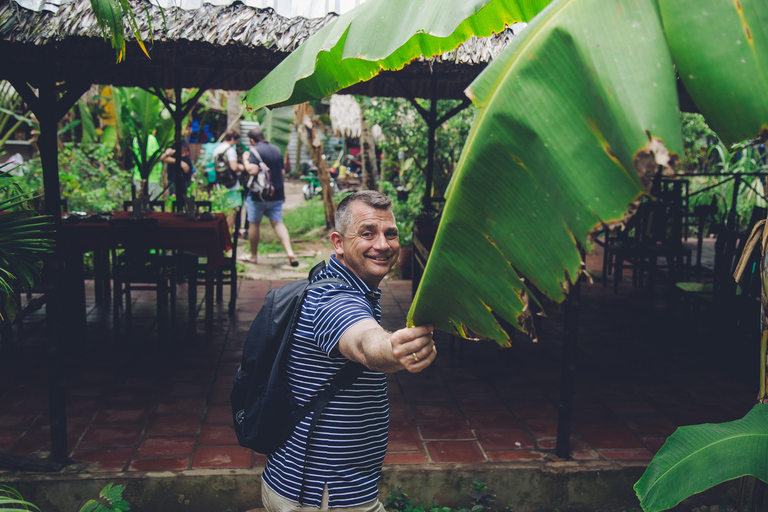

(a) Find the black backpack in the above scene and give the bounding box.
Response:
[214,151,238,188]
[231,261,365,455]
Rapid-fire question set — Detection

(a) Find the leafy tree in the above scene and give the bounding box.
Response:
[680,112,717,172]
[362,97,476,202]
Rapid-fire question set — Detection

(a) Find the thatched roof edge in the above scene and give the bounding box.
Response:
[0,0,336,53]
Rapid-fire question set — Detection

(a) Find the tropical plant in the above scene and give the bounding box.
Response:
[15,144,131,213]
[89,0,153,62]
[634,404,768,512]
[244,0,551,109]
[680,112,717,172]
[113,87,174,187]
[175,178,234,215]
[362,97,476,201]
[243,103,295,158]
[685,138,768,232]
[78,483,130,512]
[0,163,55,324]
[0,484,40,511]
[0,81,34,154]
[0,482,130,512]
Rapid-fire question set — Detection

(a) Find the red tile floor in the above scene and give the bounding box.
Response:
[0,240,758,473]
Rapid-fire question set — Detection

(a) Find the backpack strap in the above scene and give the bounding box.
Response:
[249,146,264,163]
[308,260,327,280]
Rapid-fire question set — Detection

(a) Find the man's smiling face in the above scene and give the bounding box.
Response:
[331,202,399,290]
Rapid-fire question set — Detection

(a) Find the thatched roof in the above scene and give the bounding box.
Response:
[0,0,334,91]
[0,0,518,99]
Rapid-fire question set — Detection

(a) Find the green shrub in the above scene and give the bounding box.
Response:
[384,480,502,512]
[15,143,131,213]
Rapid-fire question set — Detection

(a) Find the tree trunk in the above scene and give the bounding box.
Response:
[227,91,241,137]
[297,103,336,229]
[360,114,377,190]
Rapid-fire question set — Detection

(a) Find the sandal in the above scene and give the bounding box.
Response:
[288,256,299,267]
[239,254,258,264]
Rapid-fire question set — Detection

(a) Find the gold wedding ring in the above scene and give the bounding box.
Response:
[411,353,419,362]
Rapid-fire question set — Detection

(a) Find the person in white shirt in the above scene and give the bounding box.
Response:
[212,129,245,231]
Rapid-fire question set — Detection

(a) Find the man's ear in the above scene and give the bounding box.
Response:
[330,231,344,255]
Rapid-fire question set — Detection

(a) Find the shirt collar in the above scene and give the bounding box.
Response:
[328,255,382,302]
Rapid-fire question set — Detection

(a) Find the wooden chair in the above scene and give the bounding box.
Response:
[109,218,176,334]
[187,206,241,318]
[605,180,692,293]
[676,206,766,330]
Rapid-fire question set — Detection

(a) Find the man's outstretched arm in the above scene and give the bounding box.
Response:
[337,320,436,373]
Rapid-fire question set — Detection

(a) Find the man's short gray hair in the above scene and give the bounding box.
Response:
[335,190,393,235]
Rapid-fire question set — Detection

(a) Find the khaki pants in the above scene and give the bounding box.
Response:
[261,479,386,512]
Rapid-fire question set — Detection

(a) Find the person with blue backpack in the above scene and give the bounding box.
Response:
[238,190,436,512]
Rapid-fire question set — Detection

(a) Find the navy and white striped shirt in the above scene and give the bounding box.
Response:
[262,255,387,508]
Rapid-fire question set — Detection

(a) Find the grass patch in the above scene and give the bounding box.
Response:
[245,199,331,258]
[283,199,328,239]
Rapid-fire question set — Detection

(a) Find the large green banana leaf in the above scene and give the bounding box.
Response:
[408,0,768,344]
[244,0,552,111]
[660,0,768,147]
[407,0,684,345]
[634,404,768,512]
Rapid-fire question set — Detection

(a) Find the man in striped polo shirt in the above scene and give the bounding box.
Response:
[261,190,437,512]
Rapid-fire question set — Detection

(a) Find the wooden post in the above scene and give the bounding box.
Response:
[423,76,438,212]
[37,81,68,466]
[10,74,89,468]
[555,255,582,459]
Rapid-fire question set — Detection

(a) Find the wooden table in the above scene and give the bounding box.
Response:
[60,211,232,338]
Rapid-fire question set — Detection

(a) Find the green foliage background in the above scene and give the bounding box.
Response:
[14,144,131,213]
[362,97,476,201]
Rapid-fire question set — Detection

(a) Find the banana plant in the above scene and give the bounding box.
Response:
[89,0,154,62]
[244,0,767,509]
[0,81,34,153]
[634,404,768,512]
[399,0,765,510]
[244,0,553,111]
[254,106,294,157]
[113,87,174,184]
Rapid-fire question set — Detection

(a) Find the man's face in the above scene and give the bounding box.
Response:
[331,202,399,290]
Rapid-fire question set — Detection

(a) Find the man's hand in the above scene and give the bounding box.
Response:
[338,320,436,373]
[390,325,436,373]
